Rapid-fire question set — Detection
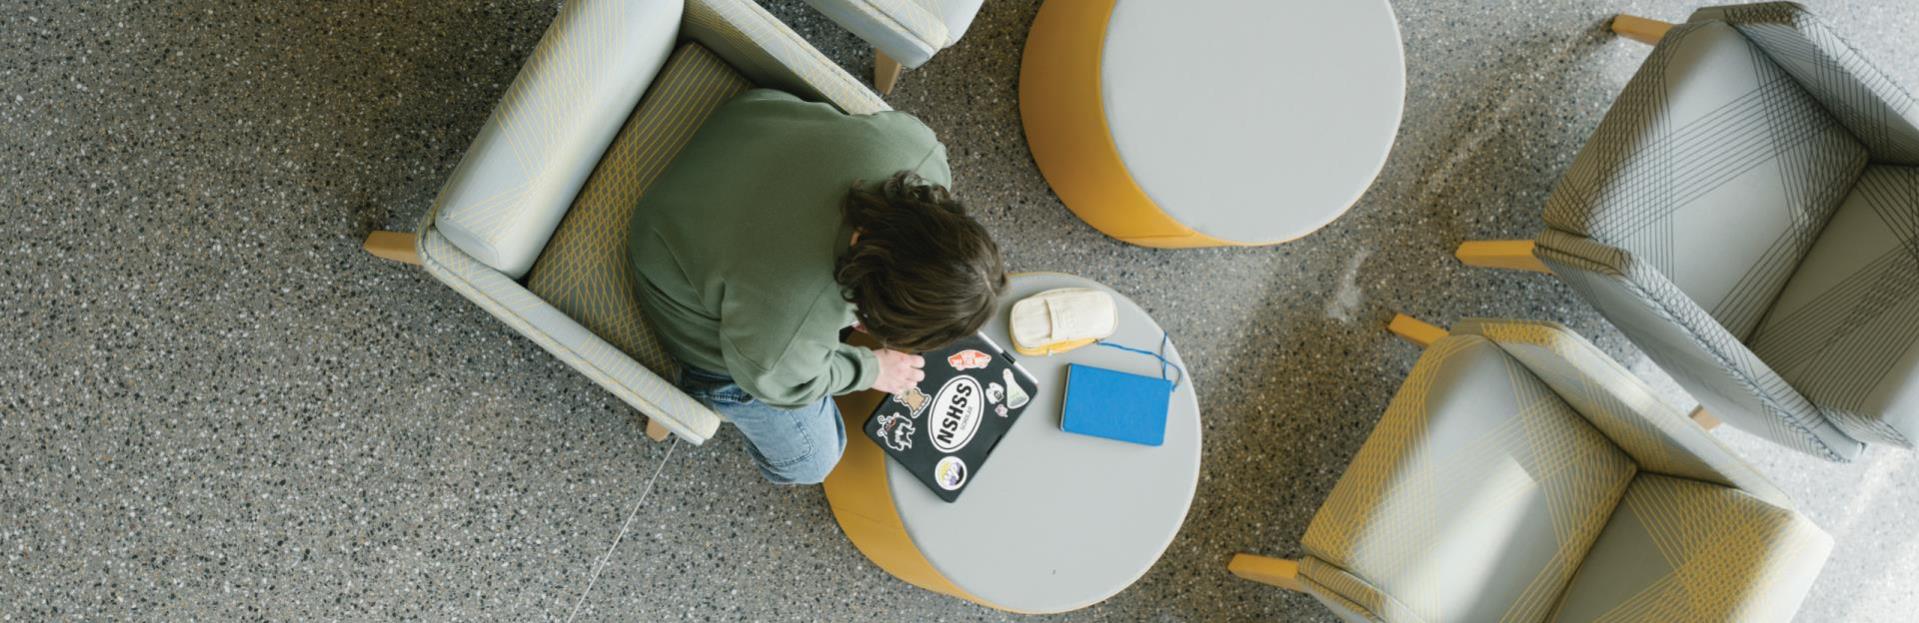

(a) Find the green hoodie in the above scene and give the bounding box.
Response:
[627,89,951,408]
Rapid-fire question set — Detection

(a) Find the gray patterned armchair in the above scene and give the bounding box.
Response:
[1457,3,1919,462]
[360,0,890,444]
[1231,318,1831,622]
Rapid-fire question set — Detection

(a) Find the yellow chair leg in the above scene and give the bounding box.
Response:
[1455,240,1551,274]
[874,50,904,95]
[646,418,671,442]
[1690,407,1722,431]
[1613,14,1674,46]
[363,231,421,265]
[1388,314,1449,349]
[1229,554,1305,592]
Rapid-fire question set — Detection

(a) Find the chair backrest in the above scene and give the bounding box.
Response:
[1694,2,1919,166]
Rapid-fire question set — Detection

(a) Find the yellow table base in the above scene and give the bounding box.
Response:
[1019,0,1244,249]
[822,335,1018,612]
[822,389,988,604]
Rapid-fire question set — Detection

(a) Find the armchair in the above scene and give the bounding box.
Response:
[799,0,984,94]
[361,0,889,444]
[1456,3,1919,461]
[1230,317,1831,622]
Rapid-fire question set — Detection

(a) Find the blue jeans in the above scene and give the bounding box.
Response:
[676,366,847,485]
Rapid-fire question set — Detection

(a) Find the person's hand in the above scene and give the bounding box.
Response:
[872,349,926,395]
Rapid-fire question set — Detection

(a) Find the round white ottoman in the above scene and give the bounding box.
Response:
[1021,0,1406,247]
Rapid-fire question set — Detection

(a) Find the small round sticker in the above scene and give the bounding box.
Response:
[934,456,968,491]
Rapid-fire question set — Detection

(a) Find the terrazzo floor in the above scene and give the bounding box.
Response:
[4,0,1919,621]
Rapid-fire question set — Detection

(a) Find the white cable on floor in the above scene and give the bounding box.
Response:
[565,437,678,622]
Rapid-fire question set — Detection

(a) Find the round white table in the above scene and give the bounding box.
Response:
[823,274,1202,614]
[1021,0,1406,248]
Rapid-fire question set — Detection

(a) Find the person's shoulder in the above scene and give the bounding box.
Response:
[863,109,937,140]
[717,88,838,119]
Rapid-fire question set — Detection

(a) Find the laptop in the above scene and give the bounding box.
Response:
[863,333,1039,502]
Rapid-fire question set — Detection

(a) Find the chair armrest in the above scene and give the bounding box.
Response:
[684,0,890,115]
[428,0,683,278]
[419,230,723,443]
[1455,318,1794,507]
[1533,230,1864,462]
[800,0,950,68]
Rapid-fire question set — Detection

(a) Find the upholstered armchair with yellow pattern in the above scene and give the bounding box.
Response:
[1231,318,1831,622]
[361,0,889,444]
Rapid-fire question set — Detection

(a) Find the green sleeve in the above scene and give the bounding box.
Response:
[718,286,879,408]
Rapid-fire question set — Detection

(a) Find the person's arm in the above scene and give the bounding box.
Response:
[719,287,880,408]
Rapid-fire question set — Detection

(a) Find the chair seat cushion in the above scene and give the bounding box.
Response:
[1542,21,1866,340]
[523,43,754,377]
[1301,336,1636,623]
[1547,474,1831,623]
[1749,165,1919,447]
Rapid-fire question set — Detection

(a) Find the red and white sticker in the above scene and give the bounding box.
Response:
[947,349,991,371]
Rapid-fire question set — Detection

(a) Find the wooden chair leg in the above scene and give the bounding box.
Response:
[1613,14,1674,45]
[874,50,904,95]
[363,230,421,265]
[646,418,671,442]
[1690,407,1722,431]
[1229,554,1305,592]
[1455,240,1551,274]
[1388,314,1449,349]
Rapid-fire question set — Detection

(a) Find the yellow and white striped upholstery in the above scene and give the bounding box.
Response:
[1546,474,1830,623]
[1301,336,1637,622]
[524,44,752,379]
[411,0,889,444]
[1293,320,1829,623]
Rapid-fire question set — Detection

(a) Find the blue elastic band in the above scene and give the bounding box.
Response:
[1094,332,1185,388]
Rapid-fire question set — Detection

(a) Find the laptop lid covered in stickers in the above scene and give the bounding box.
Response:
[863,333,1039,503]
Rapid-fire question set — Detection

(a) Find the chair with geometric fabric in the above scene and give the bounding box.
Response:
[360,0,892,444]
[1456,2,1919,462]
[798,0,984,94]
[1230,317,1832,623]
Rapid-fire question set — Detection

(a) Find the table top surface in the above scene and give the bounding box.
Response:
[1100,0,1405,244]
[885,273,1202,613]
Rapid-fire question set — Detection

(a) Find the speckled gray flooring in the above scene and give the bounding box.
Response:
[4,0,1918,621]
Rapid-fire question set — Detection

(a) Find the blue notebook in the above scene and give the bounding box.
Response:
[1060,364,1173,446]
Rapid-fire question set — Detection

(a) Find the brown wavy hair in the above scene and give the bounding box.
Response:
[836,172,1007,353]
